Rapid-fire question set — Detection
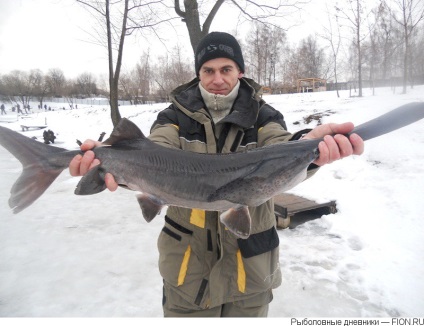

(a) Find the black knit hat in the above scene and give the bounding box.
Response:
[195,32,245,75]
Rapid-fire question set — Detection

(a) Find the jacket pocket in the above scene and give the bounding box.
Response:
[237,227,279,258]
[158,216,198,288]
[235,227,282,293]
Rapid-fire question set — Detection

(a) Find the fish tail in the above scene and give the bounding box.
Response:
[0,126,71,213]
[9,166,64,213]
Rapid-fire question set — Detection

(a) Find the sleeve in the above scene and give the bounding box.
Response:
[256,104,291,147]
[257,104,319,176]
[257,121,292,147]
[148,105,181,149]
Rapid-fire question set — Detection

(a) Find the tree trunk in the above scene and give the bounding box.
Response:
[402,29,408,94]
[105,0,127,126]
[356,0,363,97]
[109,82,121,125]
[175,0,225,53]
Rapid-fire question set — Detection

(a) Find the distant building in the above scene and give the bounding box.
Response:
[297,78,327,93]
[261,87,272,94]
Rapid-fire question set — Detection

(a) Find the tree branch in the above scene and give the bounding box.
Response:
[203,0,225,32]
[174,0,186,19]
[76,0,106,16]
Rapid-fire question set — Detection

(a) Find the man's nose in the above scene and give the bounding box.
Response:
[212,72,224,84]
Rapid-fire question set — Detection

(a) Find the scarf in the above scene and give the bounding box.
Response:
[199,80,240,125]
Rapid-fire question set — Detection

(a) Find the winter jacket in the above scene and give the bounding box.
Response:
[148,77,316,310]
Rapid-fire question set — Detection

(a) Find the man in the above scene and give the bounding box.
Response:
[69,32,364,317]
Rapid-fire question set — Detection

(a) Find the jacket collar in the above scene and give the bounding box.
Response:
[171,77,265,129]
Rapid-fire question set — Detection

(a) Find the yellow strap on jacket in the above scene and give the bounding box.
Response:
[178,245,191,286]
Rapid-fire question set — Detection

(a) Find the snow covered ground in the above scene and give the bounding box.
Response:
[0,85,423,318]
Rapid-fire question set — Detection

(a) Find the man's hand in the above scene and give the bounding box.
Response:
[69,139,119,191]
[302,122,364,166]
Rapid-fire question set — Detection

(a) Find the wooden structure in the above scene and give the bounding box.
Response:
[261,87,272,94]
[297,78,327,93]
[274,193,337,229]
[20,125,47,132]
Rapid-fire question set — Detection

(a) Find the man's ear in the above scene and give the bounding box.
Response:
[238,71,244,78]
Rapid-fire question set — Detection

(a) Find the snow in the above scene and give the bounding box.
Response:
[0,86,423,318]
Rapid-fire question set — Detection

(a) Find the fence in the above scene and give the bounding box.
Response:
[46,97,131,106]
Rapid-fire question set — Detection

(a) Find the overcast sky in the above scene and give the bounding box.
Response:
[0,0,333,80]
[0,0,101,78]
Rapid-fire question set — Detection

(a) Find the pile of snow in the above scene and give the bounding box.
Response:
[0,86,423,317]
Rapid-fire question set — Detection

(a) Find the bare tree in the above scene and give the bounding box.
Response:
[63,79,79,109]
[245,24,264,84]
[375,1,400,83]
[391,0,424,93]
[336,0,373,97]
[31,69,49,109]
[2,70,36,110]
[0,75,5,101]
[321,5,343,97]
[119,53,152,105]
[175,0,309,54]
[134,52,154,103]
[281,36,324,90]
[174,0,226,53]
[118,71,133,103]
[76,72,98,98]
[362,5,384,95]
[76,0,128,125]
[280,35,325,88]
[77,0,176,126]
[153,45,193,101]
[298,35,324,78]
[170,44,194,85]
[282,46,301,87]
[412,27,424,81]
[45,68,66,97]
[244,23,286,87]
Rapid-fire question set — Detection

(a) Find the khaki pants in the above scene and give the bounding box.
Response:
[162,284,271,317]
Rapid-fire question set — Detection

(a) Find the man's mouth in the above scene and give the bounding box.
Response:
[211,89,227,95]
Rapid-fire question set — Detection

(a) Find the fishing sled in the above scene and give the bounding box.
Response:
[20,125,47,132]
[274,193,337,229]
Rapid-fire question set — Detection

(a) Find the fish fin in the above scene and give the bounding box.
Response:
[102,118,146,145]
[220,206,251,239]
[74,165,107,195]
[0,125,69,213]
[136,193,163,222]
[10,168,63,214]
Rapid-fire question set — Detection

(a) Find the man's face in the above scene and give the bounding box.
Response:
[199,57,243,96]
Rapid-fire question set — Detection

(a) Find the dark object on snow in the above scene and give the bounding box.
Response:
[98,132,106,142]
[43,130,56,144]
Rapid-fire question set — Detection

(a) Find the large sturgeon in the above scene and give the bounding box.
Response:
[0,102,423,238]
